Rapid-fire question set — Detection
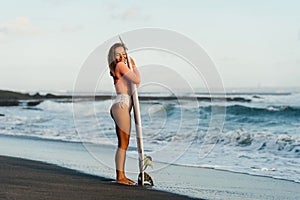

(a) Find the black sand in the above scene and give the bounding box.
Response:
[0,156,200,200]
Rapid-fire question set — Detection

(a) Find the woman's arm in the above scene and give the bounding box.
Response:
[116,60,140,84]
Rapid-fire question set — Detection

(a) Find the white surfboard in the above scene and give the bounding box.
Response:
[119,36,145,186]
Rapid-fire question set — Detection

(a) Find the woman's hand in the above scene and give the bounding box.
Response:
[130,57,136,68]
[130,57,140,87]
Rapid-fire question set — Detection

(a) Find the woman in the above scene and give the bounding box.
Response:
[108,43,140,185]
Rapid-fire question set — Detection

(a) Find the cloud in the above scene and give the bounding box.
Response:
[110,7,151,22]
[104,1,150,22]
[0,17,39,36]
[61,24,84,33]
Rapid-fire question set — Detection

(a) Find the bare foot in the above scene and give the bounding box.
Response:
[116,177,137,186]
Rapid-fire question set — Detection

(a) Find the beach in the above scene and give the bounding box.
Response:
[0,134,299,200]
[1,89,300,199]
[0,155,198,200]
[1,0,300,199]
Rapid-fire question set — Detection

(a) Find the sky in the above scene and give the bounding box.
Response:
[0,0,299,93]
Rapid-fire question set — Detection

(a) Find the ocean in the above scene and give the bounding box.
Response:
[0,89,300,186]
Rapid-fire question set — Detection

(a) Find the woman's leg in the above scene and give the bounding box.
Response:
[111,103,136,185]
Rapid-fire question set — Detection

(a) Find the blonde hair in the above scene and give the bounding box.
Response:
[107,43,125,79]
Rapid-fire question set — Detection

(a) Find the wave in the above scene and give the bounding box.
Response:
[190,130,300,183]
[37,100,74,113]
[223,105,300,117]
[201,130,300,157]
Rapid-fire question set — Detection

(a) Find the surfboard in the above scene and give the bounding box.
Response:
[118,36,145,186]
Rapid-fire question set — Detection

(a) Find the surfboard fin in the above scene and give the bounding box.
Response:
[138,155,154,186]
[138,172,154,186]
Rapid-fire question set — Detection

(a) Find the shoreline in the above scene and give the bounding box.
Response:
[0,155,199,200]
[0,133,299,185]
[1,134,300,200]
[167,162,300,185]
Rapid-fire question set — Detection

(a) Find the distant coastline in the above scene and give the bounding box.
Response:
[0,89,255,107]
[2,87,297,107]
[0,89,72,106]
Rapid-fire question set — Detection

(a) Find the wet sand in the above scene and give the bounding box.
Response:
[1,135,300,200]
[0,155,200,200]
